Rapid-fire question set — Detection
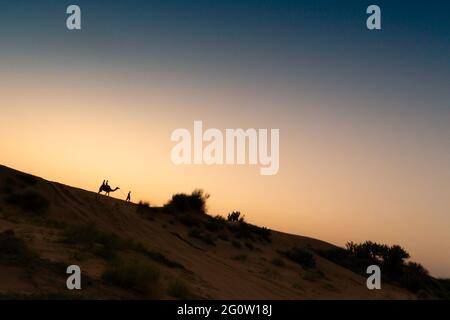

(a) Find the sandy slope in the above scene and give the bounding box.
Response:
[0,164,414,299]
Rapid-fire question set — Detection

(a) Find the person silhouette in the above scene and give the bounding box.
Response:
[106,180,109,187]
[126,191,131,202]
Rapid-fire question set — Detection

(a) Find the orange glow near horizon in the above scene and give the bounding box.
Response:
[1,64,449,278]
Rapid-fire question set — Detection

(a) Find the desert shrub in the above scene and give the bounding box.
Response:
[5,191,49,215]
[188,228,215,246]
[280,247,316,269]
[398,262,430,293]
[164,189,209,214]
[0,230,38,265]
[271,257,285,267]
[227,211,243,222]
[383,245,410,274]
[168,279,191,299]
[318,241,450,298]
[102,259,160,296]
[345,241,410,275]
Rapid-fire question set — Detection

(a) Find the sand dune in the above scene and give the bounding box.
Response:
[0,164,414,299]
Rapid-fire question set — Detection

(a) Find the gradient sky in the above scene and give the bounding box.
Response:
[1,0,449,277]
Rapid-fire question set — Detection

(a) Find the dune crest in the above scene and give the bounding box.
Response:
[0,164,413,299]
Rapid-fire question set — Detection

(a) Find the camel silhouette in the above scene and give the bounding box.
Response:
[98,184,120,196]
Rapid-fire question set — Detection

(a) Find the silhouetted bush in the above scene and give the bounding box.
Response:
[228,211,244,222]
[5,191,49,215]
[399,262,430,293]
[102,259,160,296]
[345,241,410,276]
[280,247,316,269]
[164,189,209,214]
[317,240,450,298]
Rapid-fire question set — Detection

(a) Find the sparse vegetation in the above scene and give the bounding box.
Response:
[279,247,316,269]
[102,259,160,297]
[62,224,184,268]
[317,241,450,298]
